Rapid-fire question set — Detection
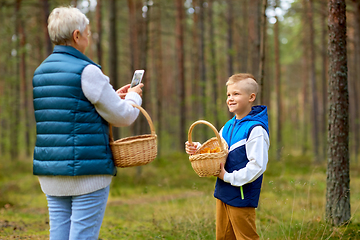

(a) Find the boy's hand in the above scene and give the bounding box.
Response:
[185,141,198,155]
[217,162,227,180]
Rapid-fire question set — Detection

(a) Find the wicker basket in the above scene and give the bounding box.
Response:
[188,120,228,177]
[109,103,157,168]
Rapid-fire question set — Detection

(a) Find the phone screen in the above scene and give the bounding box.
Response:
[130,70,145,88]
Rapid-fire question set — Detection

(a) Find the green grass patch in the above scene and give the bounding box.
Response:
[1,153,360,239]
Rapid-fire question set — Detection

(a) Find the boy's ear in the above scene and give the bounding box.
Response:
[249,93,256,102]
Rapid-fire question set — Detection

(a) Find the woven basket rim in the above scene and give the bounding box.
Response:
[110,134,157,145]
[189,151,227,162]
[188,120,227,153]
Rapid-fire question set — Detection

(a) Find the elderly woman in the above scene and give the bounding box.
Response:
[32,6,143,240]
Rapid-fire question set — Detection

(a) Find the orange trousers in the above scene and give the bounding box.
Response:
[216,199,259,240]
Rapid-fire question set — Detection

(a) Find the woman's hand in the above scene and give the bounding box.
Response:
[128,83,144,97]
[116,83,144,99]
[116,84,131,99]
[185,141,199,155]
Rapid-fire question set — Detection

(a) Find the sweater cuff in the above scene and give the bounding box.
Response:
[125,91,142,106]
[223,172,232,183]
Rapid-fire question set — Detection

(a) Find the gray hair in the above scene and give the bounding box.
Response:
[48,6,89,45]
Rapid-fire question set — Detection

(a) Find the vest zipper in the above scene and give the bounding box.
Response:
[229,121,245,200]
[229,121,236,146]
[240,186,244,200]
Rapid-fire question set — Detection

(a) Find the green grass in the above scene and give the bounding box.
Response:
[1,153,360,239]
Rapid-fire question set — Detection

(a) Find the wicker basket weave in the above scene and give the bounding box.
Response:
[188,120,228,177]
[109,104,157,168]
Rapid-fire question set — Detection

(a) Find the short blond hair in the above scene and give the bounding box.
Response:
[226,73,258,95]
[48,6,89,45]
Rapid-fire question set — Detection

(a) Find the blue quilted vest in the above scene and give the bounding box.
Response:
[214,105,269,207]
[32,45,116,176]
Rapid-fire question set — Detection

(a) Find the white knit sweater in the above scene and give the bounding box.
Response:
[38,64,142,196]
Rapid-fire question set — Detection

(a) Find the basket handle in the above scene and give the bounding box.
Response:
[188,120,226,152]
[109,103,156,141]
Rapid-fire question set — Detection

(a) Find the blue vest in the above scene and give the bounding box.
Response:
[214,105,269,207]
[32,45,116,176]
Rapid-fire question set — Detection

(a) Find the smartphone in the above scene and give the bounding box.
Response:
[130,70,145,88]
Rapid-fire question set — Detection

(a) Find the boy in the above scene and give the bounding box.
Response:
[185,73,270,240]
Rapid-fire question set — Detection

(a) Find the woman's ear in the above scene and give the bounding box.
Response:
[72,29,81,43]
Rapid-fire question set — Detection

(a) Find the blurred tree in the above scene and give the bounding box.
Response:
[109,0,119,139]
[175,0,186,149]
[350,0,360,163]
[41,0,52,57]
[274,0,282,160]
[258,0,268,105]
[153,1,164,155]
[208,0,219,129]
[248,0,260,79]
[96,0,103,66]
[320,0,328,161]
[307,0,320,163]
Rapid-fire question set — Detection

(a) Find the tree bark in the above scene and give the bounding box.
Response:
[326,0,350,226]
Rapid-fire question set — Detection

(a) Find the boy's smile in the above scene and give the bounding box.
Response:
[226,80,256,119]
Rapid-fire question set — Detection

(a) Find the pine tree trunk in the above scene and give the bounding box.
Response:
[198,0,207,141]
[175,0,186,149]
[301,0,310,155]
[274,14,282,160]
[41,0,52,57]
[258,0,267,104]
[351,0,360,163]
[307,0,320,163]
[208,0,219,129]
[154,3,163,156]
[320,2,328,162]
[109,0,119,139]
[227,0,234,77]
[326,0,350,226]
[248,0,260,79]
[96,0,103,66]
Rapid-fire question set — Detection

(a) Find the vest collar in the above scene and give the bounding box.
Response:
[53,45,101,69]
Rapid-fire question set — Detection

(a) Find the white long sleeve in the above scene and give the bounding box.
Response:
[223,126,270,187]
[81,64,142,127]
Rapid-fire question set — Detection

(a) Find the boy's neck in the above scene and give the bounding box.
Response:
[235,107,252,120]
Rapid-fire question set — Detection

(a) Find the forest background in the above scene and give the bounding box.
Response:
[0,0,360,239]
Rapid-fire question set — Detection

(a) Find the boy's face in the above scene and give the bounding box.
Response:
[226,80,255,119]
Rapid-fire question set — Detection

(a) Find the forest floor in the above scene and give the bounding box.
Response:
[1,152,360,239]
